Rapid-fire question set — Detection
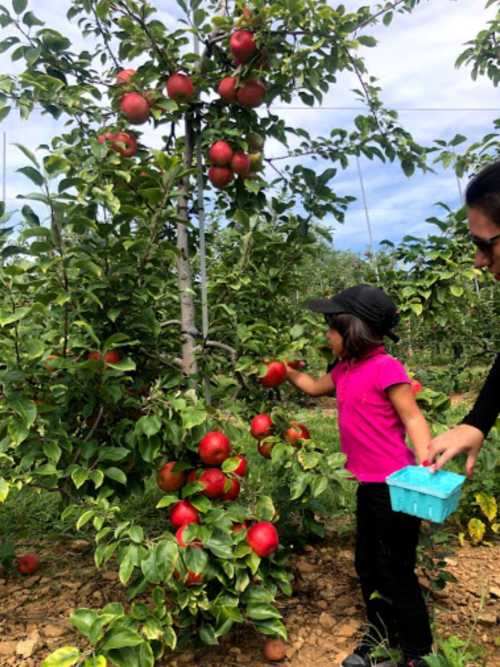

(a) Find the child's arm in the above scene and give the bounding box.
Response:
[386,383,431,464]
[286,366,335,396]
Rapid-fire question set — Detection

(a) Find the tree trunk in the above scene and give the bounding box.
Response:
[176,113,198,376]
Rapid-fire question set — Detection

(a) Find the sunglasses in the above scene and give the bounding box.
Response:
[469,231,500,253]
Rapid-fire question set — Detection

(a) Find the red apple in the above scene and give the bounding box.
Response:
[17,553,40,575]
[98,131,115,145]
[217,76,238,103]
[222,477,240,501]
[231,151,251,178]
[116,68,136,84]
[257,440,274,459]
[44,354,59,372]
[263,638,287,662]
[170,500,199,529]
[209,140,234,166]
[260,361,287,388]
[87,351,102,362]
[166,73,194,102]
[103,350,121,365]
[198,431,231,465]
[411,379,423,395]
[208,166,234,189]
[283,421,310,446]
[246,521,279,557]
[250,413,273,439]
[237,79,266,108]
[187,469,198,483]
[175,525,201,548]
[119,92,150,124]
[157,461,185,492]
[233,454,248,477]
[232,521,248,532]
[186,570,203,586]
[199,468,226,498]
[97,132,137,157]
[229,29,257,63]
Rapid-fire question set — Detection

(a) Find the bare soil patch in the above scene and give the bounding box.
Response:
[0,535,498,666]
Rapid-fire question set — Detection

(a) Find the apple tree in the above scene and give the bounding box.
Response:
[0,0,434,663]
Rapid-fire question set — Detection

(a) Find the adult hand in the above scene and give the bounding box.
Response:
[427,424,484,479]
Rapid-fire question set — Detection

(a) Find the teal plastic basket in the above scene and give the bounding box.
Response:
[386,465,466,523]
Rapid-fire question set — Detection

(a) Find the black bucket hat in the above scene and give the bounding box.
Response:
[307,284,400,342]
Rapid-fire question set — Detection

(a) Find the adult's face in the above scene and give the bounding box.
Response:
[468,207,500,281]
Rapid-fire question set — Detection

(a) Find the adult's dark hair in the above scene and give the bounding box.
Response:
[326,312,383,360]
[465,160,500,228]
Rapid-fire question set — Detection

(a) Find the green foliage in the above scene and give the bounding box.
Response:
[423,634,487,667]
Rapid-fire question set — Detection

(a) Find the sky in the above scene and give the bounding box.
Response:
[0,0,498,253]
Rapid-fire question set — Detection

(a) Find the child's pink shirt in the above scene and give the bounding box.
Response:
[330,345,415,482]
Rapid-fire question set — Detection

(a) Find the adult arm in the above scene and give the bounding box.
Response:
[428,355,500,478]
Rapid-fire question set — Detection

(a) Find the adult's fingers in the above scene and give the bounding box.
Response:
[427,437,450,463]
[465,451,478,479]
[432,444,459,471]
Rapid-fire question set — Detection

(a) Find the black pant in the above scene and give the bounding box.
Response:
[355,483,433,660]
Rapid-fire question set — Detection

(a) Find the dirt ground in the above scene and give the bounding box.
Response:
[0,533,498,667]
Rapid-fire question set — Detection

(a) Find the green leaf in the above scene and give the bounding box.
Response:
[136,415,161,438]
[9,396,36,429]
[119,545,138,586]
[83,657,107,667]
[0,106,10,122]
[17,165,44,186]
[13,143,39,167]
[255,496,276,522]
[76,510,94,530]
[23,11,44,27]
[199,623,218,645]
[0,477,10,503]
[156,494,178,509]
[155,540,178,581]
[71,468,89,490]
[101,628,143,651]
[358,35,377,47]
[0,306,31,326]
[41,646,81,667]
[246,603,282,621]
[106,358,136,372]
[98,447,129,462]
[253,618,287,639]
[106,644,153,667]
[12,0,28,15]
[290,474,309,500]
[450,285,464,297]
[105,467,127,485]
[70,609,99,640]
[43,441,62,464]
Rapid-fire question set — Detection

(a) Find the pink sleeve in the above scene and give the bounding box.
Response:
[376,356,411,392]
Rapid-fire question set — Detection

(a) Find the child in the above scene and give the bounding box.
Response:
[286,284,432,667]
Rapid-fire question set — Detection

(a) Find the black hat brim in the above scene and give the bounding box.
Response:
[307,298,344,314]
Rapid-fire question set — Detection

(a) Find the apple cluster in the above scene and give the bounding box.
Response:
[157,430,280,585]
[250,410,310,460]
[207,137,263,189]
[97,27,268,183]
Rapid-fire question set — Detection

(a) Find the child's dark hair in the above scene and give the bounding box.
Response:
[326,312,384,360]
[465,160,500,228]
